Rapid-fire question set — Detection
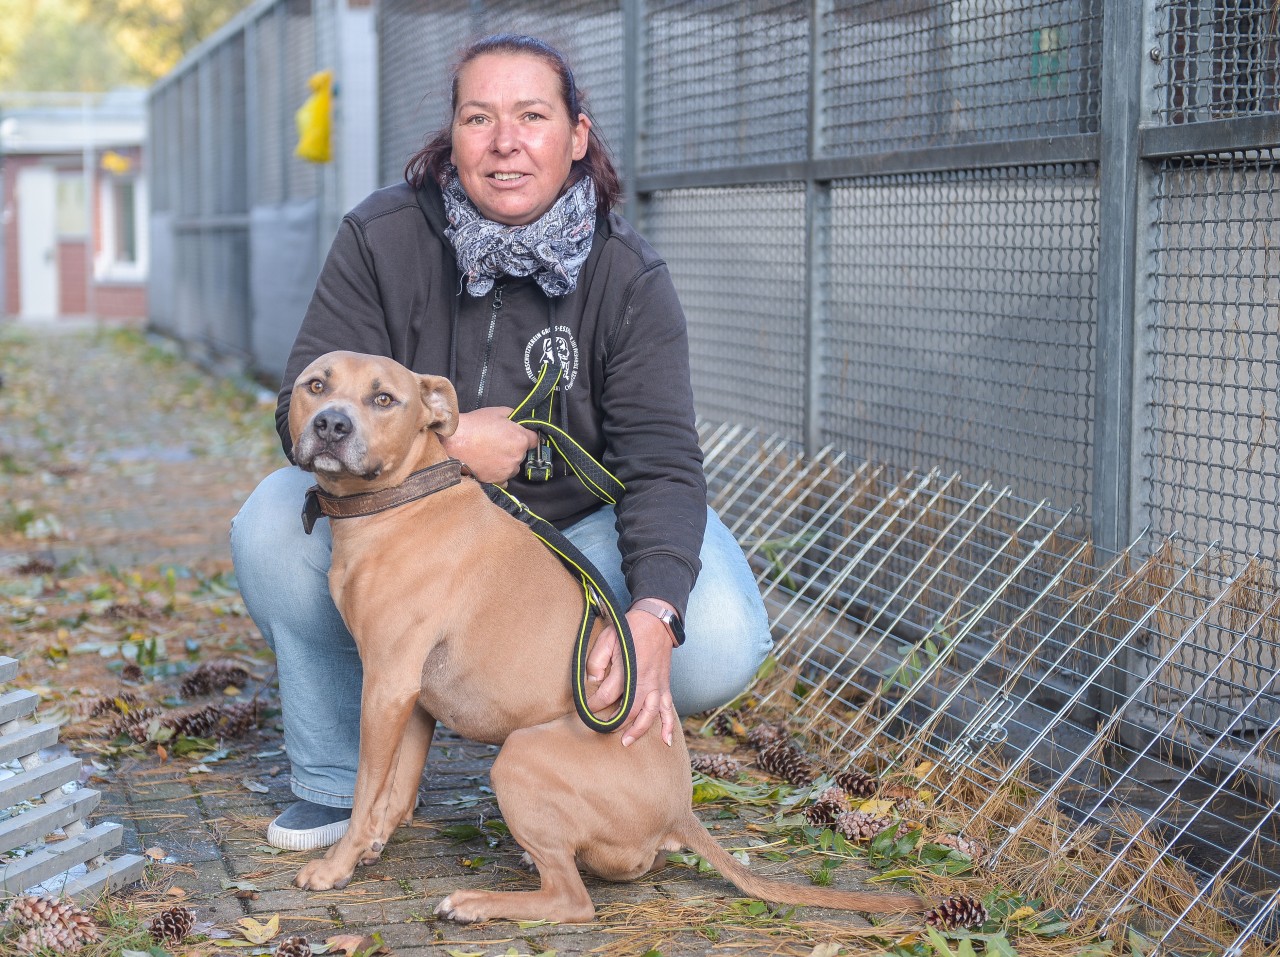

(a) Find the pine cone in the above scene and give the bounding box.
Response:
[12,923,64,955]
[121,662,145,683]
[275,935,313,957]
[87,692,142,718]
[881,782,924,811]
[165,701,260,740]
[745,721,789,751]
[803,786,850,826]
[924,894,988,930]
[833,767,879,798]
[4,895,100,952]
[710,709,745,737]
[931,832,989,863]
[148,904,195,943]
[690,752,743,779]
[107,706,162,742]
[833,809,894,842]
[180,662,251,698]
[756,740,817,786]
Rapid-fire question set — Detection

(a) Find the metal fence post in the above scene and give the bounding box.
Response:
[622,0,644,230]
[1093,0,1149,556]
[803,0,829,457]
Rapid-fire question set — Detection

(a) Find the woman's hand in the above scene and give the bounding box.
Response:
[585,608,676,747]
[441,407,538,483]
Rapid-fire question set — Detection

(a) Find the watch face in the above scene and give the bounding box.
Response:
[668,612,686,646]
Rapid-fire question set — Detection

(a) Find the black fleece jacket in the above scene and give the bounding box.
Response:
[275,181,707,616]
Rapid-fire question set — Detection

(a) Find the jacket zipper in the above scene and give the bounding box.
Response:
[476,283,504,406]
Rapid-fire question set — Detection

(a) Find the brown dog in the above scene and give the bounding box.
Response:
[286,350,922,923]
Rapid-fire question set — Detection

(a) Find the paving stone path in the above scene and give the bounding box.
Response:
[0,324,888,957]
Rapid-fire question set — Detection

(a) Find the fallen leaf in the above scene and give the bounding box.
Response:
[326,933,386,956]
[808,945,842,957]
[233,889,260,900]
[855,798,896,817]
[157,743,168,762]
[144,846,166,861]
[237,914,280,944]
[166,886,188,898]
[188,764,212,774]
[1010,905,1037,920]
[242,779,269,793]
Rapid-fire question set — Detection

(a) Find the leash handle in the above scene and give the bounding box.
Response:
[482,483,637,734]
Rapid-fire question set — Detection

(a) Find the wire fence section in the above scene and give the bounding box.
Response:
[701,422,1280,955]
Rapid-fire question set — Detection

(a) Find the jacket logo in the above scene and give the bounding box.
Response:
[523,325,580,391]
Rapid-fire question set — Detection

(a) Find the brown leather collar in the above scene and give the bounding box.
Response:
[302,458,464,534]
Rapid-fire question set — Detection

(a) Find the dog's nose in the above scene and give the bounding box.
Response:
[313,408,353,440]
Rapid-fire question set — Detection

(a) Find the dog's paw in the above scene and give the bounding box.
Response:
[295,860,352,891]
[518,851,538,873]
[434,893,478,924]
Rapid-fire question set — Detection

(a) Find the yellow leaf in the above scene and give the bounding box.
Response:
[237,914,280,944]
[855,799,896,817]
[212,941,257,948]
[1010,905,1037,920]
[913,761,934,776]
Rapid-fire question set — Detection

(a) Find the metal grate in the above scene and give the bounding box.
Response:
[252,4,286,207]
[819,0,1102,157]
[1154,0,1280,124]
[1142,148,1280,564]
[822,163,1099,513]
[643,0,810,174]
[646,185,809,440]
[376,0,472,187]
[703,425,1280,956]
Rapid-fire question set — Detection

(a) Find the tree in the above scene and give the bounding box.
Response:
[0,0,253,92]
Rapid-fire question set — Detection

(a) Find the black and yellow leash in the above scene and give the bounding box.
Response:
[486,360,636,732]
[508,361,625,504]
[480,482,636,734]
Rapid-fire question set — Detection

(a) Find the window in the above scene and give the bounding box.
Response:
[112,178,137,265]
[56,173,87,237]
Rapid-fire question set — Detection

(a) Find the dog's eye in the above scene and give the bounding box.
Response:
[307,379,324,395]
[374,393,394,407]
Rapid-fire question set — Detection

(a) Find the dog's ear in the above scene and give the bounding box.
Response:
[417,374,459,437]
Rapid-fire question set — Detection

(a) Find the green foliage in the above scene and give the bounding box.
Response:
[882,625,959,694]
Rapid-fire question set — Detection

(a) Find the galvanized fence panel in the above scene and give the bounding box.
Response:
[818,0,1101,157]
[1141,149,1280,566]
[646,184,809,439]
[821,164,1098,514]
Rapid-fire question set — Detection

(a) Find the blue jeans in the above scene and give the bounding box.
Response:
[230,466,773,808]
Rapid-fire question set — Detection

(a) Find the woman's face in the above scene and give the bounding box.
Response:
[450,52,591,226]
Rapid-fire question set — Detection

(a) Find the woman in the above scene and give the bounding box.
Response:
[231,34,772,852]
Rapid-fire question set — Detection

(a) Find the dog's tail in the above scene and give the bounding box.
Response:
[675,815,924,914]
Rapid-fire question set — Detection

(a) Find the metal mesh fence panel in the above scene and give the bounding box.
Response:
[284,0,319,201]
[819,0,1102,156]
[253,5,287,206]
[1153,0,1280,124]
[643,0,810,173]
[646,185,808,439]
[1142,149,1280,564]
[821,164,1098,512]
[208,36,248,217]
[149,86,175,215]
[377,0,473,187]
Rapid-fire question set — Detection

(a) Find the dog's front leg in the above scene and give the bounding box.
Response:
[386,706,435,826]
[295,682,419,890]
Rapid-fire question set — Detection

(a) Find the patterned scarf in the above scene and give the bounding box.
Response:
[442,172,597,298]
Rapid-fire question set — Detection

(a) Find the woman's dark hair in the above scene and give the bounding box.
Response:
[404,34,622,212]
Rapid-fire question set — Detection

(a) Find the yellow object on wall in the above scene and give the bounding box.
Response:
[295,69,333,164]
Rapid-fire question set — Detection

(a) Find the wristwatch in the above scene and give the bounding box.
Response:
[631,598,686,647]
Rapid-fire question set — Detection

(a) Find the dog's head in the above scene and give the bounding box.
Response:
[289,351,458,492]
